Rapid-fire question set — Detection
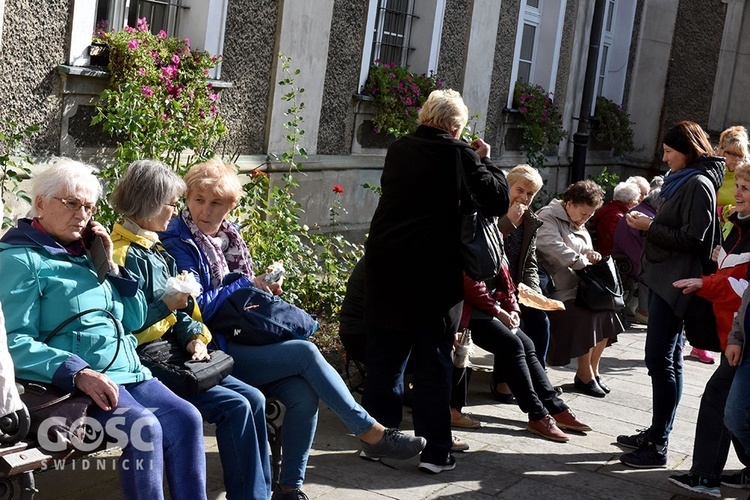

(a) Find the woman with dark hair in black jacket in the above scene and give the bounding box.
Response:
[619,121,725,468]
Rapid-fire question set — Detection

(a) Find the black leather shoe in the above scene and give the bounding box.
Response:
[574,376,606,398]
[489,383,516,404]
[595,376,611,393]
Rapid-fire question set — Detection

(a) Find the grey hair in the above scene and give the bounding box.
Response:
[613,182,641,204]
[644,187,661,209]
[110,160,186,221]
[31,159,102,206]
[626,175,649,193]
[650,175,664,189]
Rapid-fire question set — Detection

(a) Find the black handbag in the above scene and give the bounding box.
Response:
[207,286,319,346]
[136,332,234,398]
[18,308,120,451]
[575,256,626,311]
[455,150,504,281]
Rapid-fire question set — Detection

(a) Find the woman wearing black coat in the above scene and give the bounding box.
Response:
[619,121,724,468]
[362,89,509,474]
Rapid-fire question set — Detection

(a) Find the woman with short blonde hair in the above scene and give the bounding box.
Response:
[160,159,427,498]
[418,89,469,137]
[364,87,509,473]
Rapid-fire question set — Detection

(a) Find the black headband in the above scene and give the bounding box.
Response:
[663,127,692,155]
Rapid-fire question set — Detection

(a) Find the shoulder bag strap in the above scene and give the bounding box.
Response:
[42,308,123,374]
[455,148,480,213]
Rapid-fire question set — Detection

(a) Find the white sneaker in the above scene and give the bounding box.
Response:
[418,454,456,474]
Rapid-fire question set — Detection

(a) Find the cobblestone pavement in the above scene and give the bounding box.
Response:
[32,323,746,499]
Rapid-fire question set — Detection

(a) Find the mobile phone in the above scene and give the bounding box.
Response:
[82,220,113,283]
[81,219,96,249]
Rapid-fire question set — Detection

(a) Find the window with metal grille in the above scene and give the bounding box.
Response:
[370,0,416,67]
[96,0,188,37]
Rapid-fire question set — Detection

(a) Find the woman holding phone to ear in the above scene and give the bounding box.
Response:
[0,159,207,500]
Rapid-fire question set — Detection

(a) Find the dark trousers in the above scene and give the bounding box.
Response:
[494,305,550,385]
[519,304,551,368]
[451,366,471,412]
[362,307,459,463]
[471,317,567,421]
[645,292,684,446]
[691,353,750,479]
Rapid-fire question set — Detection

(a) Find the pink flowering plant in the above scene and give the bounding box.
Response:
[513,81,566,169]
[593,96,637,154]
[363,62,442,137]
[92,18,225,173]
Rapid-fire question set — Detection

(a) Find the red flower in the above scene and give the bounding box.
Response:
[333,184,344,194]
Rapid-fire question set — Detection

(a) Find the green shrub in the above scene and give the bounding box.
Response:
[0,120,38,230]
[237,55,363,322]
[514,81,566,169]
[92,17,225,226]
[593,96,638,154]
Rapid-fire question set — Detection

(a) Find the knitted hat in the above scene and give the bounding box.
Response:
[663,126,692,155]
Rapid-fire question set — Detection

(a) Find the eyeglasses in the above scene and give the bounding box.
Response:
[54,197,98,215]
[164,202,180,210]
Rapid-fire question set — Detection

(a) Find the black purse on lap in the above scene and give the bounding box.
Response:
[136,331,234,398]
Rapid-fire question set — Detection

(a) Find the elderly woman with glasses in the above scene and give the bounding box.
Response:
[536,180,622,398]
[109,160,271,499]
[0,159,207,500]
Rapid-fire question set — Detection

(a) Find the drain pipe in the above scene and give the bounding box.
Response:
[570,0,607,183]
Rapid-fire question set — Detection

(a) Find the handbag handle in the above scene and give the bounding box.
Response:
[579,258,624,298]
[20,308,123,410]
[42,308,123,375]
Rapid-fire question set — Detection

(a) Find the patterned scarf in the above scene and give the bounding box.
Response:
[181,209,254,289]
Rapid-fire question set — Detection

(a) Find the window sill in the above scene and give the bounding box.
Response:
[56,64,234,89]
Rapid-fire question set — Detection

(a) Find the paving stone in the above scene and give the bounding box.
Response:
[29,324,731,499]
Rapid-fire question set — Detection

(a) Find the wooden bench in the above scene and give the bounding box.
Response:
[0,397,284,499]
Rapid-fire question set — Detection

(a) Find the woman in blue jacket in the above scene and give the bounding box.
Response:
[110,160,271,500]
[160,158,426,500]
[0,159,206,500]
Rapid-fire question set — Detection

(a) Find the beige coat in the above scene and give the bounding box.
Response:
[535,199,595,302]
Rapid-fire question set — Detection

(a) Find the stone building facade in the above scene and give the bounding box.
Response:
[0,0,747,234]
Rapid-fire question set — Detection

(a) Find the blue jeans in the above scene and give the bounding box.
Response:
[725,348,750,458]
[226,339,375,489]
[88,378,206,500]
[644,292,684,446]
[189,375,270,499]
[692,353,750,479]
